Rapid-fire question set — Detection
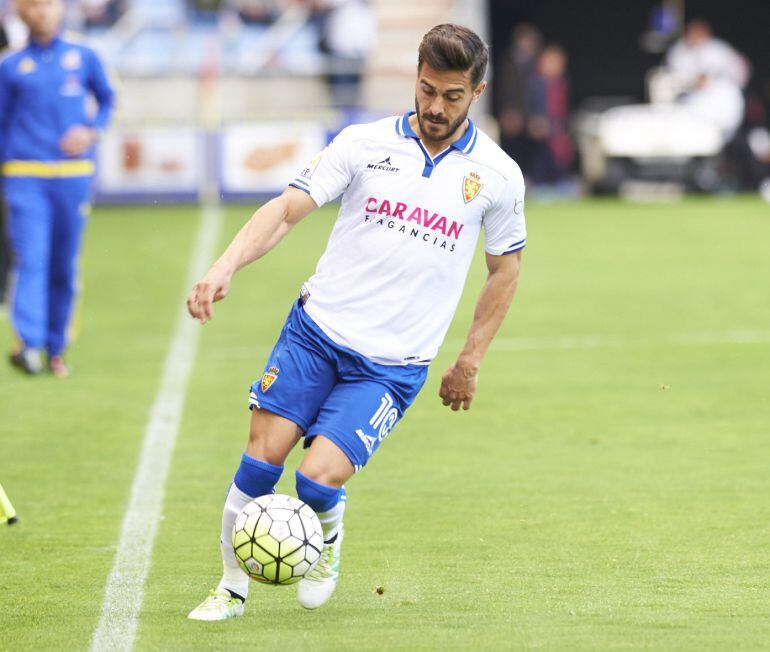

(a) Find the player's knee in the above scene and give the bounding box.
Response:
[245,436,286,467]
[297,451,350,488]
[297,462,344,488]
[297,435,354,487]
[295,469,344,513]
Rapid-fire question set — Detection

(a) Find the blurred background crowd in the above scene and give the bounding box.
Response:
[0,0,768,201]
[490,0,769,200]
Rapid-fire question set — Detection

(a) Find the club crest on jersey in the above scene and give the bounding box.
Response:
[62,50,82,70]
[463,172,483,203]
[261,366,279,392]
[19,57,36,74]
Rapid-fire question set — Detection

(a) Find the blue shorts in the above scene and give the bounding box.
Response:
[249,300,428,471]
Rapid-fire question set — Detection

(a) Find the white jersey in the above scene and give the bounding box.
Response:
[290,112,526,365]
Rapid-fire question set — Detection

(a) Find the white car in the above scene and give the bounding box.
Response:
[576,68,744,194]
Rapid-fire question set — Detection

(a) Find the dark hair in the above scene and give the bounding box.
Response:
[418,24,489,87]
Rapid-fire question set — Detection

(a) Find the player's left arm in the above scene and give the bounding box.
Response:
[439,250,522,411]
[86,47,117,130]
[60,47,116,156]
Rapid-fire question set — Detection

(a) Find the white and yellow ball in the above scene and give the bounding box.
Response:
[232,494,323,585]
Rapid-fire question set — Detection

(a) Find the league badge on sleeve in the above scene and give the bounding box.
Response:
[261,366,280,392]
[300,151,324,180]
[463,172,483,203]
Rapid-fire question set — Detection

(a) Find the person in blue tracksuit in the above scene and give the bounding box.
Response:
[0,0,115,376]
[0,20,10,306]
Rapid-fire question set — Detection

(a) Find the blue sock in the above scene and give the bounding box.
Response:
[233,453,283,497]
[295,470,343,513]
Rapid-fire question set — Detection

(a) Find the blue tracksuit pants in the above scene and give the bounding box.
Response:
[4,175,91,356]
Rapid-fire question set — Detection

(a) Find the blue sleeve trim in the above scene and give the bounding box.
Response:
[502,242,526,254]
[504,237,526,251]
[288,183,311,195]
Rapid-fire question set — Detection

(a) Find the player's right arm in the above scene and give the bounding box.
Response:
[187,186,317,324]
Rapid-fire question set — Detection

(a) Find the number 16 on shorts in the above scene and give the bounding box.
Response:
[356,392,400,458]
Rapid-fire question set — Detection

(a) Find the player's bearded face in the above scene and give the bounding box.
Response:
[414,63,482,145]
[415,99,469,144]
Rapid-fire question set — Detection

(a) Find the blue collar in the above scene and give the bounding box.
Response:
[396,111,478,155]
[29,34,62,51]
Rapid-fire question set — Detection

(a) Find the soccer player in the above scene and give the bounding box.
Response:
[187,23,526,620]
[0,0,115,376]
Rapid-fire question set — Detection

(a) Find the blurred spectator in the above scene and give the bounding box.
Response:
[189,0,225,10]
[495,23,542,176]
[228,0,279,25]
[0,0,116,375]
[527,44,574,186]
[639,1,680,54]
[667,19,749,87]
[0,20,6,63]
[78,0,126,29]
[0,18,8,306]
[666,19,750,139]
[314,0,375,109]
[1,2,28,48]
[728,91,770,194]
[188,0,224,22]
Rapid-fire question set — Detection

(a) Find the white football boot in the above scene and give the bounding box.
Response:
[188,589,244,621]
[297,525,343,609]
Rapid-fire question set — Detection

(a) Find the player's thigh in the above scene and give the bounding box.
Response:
[3,178,52,266]
[304,377,423,474]
[49,177,90,268]
[298,435,355,488]
[247,301,338,457]
[246,408,302,466]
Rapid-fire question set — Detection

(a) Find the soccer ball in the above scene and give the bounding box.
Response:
[232,494,323,585]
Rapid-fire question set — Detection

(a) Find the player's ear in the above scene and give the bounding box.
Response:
[471,80,487,103]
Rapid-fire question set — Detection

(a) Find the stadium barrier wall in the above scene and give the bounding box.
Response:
[93,123,333,204]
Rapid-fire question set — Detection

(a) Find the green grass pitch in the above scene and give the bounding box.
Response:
[1,197,769,650]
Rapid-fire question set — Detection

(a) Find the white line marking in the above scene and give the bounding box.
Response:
[670,330,770,346]
[91,203,221,652]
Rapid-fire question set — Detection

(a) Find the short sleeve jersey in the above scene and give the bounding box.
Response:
[290,112,526,365]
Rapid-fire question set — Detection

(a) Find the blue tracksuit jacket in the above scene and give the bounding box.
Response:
[0,33,115,355]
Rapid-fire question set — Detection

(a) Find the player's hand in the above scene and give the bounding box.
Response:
[439,360,479,411]
[187,266,231,324]
[60,125,97,156]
